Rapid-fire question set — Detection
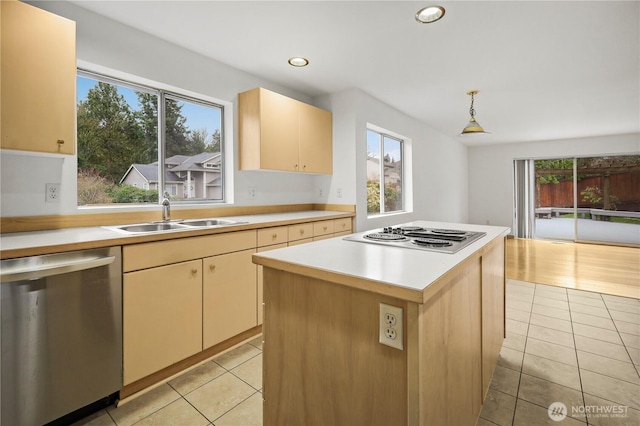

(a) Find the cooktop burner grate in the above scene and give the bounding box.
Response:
[430,229,468,235]
[412,238,453,247]
[364,233,408,242]
[398,226,425,232]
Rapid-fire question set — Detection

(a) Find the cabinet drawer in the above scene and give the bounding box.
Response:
[333,218,352,234]
[257,226,288,247]
[288,223,313,242]
[313,220,334,236]
[123,230,256,272]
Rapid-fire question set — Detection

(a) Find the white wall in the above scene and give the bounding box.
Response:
[317,89,469,232]
[3,1,470,226]
[468,133,640,230]
[2,1,319,217]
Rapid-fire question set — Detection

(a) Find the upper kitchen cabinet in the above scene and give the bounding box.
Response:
[1,0,76,155]
[238,87,332,174]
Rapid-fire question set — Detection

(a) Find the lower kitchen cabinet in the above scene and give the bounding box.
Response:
[123,259,203,385]
[203,249,257,349]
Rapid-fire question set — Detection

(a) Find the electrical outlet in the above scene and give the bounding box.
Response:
[379,303,403,350]
[337,187,343,198]
[248,187,257,200]
[45,183,61,203]
[319,188,324,197]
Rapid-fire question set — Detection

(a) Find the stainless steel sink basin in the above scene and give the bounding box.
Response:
[178,219,247,227]
[106,218,247,234]
[116,222,187,233]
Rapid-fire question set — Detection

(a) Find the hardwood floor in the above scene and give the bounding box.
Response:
[506,238,640,299]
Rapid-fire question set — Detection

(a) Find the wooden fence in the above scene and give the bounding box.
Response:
[537,172,640,210]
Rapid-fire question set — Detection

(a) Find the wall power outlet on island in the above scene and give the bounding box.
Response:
[379,303,403,350]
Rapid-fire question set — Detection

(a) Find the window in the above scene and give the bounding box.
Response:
[366,128,404,215]
[76,70,224,206]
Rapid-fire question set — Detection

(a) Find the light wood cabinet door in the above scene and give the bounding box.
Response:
[239,87,332,174]
[299,102,332,174]
[123,260,202,385]
[203,249,257,349]
[1,1,76,154]
[239,87,298,172]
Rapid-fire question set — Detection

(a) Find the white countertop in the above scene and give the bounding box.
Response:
[253,220,510,301]
[0,210,351,259]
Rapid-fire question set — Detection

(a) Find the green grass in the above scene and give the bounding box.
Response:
[557,213,640,224]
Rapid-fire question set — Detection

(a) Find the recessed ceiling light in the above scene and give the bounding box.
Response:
[415,5,445,24]
[288,57,309,67]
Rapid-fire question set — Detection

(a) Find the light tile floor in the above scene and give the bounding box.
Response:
[76,279,640,426]
[480,280,640,426]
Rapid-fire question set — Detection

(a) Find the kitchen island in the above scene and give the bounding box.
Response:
[252,221,510,426]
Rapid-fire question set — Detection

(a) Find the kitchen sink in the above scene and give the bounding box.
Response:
[178,219,247,227]
[115,222,188,233]
[106,218,247,234]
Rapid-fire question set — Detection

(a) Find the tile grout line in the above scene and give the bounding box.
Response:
[568,285,589,425]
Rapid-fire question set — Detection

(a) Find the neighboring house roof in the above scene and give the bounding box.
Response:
[165,154,190,167]
[120,163,184,185]
[120,152,221,184]
[172,152,221,172]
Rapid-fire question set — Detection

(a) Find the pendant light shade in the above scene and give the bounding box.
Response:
[460,90,490,135]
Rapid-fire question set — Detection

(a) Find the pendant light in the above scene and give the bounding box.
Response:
[460,90,490,135]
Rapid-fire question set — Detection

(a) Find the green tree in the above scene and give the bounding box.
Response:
[535,159,573,184]
[77,82,145,183]
[108,185,159,203]
[77,168,114,205]
[135,92,159,162]
[189,128,222,153]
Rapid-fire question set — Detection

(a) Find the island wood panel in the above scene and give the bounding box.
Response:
[481,238,506,397]
[256,243,287,325]
[263,268,408,426]
[418,258,483,426]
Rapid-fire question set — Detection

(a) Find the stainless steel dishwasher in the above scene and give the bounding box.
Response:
[1,246,122,426]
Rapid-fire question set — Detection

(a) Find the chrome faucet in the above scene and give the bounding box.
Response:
[161,192,171,221]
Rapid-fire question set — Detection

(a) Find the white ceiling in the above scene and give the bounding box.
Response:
[68,0,640,146]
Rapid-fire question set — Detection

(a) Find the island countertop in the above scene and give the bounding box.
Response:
[252,220,510,303]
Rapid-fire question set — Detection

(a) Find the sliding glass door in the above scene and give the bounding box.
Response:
[575,156,640,244]
[515,155,640,245]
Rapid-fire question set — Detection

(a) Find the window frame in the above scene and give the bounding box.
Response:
[76,68,228,208]
[366,126,406,217]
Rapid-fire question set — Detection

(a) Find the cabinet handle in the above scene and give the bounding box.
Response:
[56,139,65,146]
[294,164,298,171]
[191,268,198,275]
[323,226,327,231]
[300,229,305,235]
[209,264,216,271]
[342,223,346,228]
[272,233,277,239]
[303,165,306,171]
